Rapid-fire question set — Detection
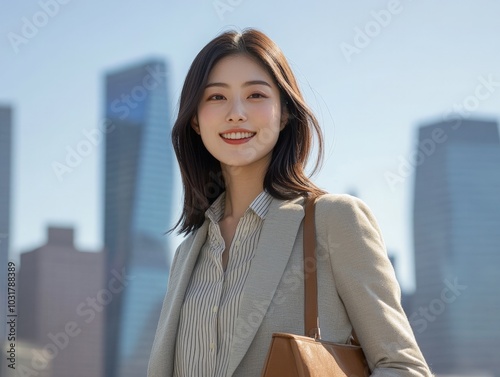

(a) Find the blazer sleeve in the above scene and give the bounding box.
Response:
[316,194,434,377]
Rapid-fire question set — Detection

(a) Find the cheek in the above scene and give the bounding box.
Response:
[197,108,222,143]
[197,106,218,126]
[253,104,281,125]
[252,106,282,145]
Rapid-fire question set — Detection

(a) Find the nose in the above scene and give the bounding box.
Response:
[226,98,247,123]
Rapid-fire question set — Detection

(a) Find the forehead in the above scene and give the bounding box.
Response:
[207,54,275,84]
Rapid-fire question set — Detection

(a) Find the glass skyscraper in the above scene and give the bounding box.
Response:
[412,118,500,376]
[103,59,173,377]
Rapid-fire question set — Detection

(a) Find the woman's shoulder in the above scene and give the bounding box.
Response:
[316,192,362,207]
[314,193,382,236]
[315,193,373,217]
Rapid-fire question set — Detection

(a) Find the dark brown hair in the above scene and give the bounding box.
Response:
[169,28,327,236]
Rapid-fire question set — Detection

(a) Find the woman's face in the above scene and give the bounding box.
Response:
[193,54,287,173]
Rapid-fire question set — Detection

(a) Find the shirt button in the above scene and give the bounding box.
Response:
[235,240,241,247]
[210,342,215,351]
[212,305,218,313]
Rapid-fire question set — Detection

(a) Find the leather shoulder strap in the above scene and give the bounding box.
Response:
[303,195,320,339]
[303,194,361,346]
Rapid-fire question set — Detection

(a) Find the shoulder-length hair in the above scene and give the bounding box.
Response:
[169,28,327,236]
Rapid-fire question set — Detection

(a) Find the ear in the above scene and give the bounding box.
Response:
[280,104,289,131]
[191,115,200,135]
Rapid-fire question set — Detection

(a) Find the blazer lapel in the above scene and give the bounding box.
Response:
[226,195,306,376]
[148,220,209,376]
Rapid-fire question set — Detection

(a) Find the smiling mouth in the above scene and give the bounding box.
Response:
[220,132,256,140]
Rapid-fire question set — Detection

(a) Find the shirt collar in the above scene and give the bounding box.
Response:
[205,189,273,223]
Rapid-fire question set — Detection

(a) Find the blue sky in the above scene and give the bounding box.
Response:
[1,0,499,291]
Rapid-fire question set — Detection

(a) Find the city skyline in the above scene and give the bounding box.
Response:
[2,1,500,292]
[0,0,500,375]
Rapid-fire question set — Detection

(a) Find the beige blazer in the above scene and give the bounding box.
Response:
[148,194,433,377]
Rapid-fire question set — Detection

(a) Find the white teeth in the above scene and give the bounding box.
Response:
[221,132,255,140]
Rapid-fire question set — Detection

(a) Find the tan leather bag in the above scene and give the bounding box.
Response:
[261,195,371,377]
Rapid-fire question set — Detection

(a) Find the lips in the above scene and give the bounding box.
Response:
[220,131,256,140]
[220,132,256,145]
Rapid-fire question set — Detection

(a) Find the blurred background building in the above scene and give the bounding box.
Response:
[412,118,500,376]
[0,105,13,377]
[17,226,104,377]
[103,59,173,377]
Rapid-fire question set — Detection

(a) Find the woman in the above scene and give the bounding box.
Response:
[148,28,433,377]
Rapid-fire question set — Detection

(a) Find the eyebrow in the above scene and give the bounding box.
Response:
[204,80,272,89]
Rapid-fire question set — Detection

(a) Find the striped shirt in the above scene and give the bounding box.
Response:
[173,189,273,377]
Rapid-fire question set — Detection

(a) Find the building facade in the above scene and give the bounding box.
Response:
[103,59,173,377]
[412,118,500,376]
[17,226,104,377]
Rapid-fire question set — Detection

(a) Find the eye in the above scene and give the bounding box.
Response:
[248,93,267,99]
[208,94,225,101]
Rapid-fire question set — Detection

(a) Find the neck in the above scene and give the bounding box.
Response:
[220,158,269,222]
